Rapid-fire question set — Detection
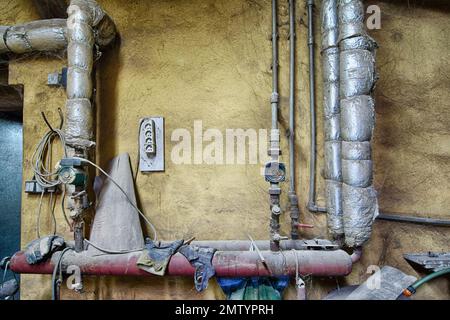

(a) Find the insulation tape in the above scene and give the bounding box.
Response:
[342,141,371,160]
[2,19,67,54]
[338,0,365,41]
[342,159,372,188]
[66,67,93,99]
[341,95,375,142]
[324,82,340,117]
[65,98,95,149]
[326,180,344,237]
[340,49,376,98]
[340,35,378,53]
[324,114,341,142]
[343,183,379,247]
[322,47,340,83]
[324,141,342,181]
[321,0,339,50]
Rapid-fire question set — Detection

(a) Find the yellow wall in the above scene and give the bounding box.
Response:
[2,0,449,299]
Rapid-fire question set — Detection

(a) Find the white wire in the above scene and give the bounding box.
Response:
[72,157,158,242]
[31,129,67,189]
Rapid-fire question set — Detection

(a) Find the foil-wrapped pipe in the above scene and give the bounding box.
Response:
[0,19,67,54]
[338,0,378,248]
[338,0,366,41]
[340,50,376,98]
[65,0,116,252]
[321,0,344,240]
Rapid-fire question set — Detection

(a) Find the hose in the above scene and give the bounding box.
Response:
[403,267,450,297]
[51,247,72,300]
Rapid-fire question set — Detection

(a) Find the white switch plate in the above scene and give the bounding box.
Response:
[139,117,164,172]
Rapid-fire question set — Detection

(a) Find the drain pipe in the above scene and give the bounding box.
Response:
[267,0,285,251]
[288,0,300,240]
[64,0,116,252]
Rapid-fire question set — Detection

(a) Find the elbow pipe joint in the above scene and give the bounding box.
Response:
[350,246,363,264]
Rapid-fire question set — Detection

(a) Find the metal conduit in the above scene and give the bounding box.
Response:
[288,0,300,240]
[268,0,283,251]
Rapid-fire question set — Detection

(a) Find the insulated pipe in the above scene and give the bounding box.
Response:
[0,19,67,54]
[10,249,352,277]
[64,0,116,252]
[268,0,283,251]
[338,0,378,248]
[288,0,300,240]
[321,0,344,241]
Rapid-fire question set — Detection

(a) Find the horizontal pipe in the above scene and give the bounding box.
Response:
[170,239,337,251]
[10,249,352,277]
[0,19,67,54]
[377,213,450,227]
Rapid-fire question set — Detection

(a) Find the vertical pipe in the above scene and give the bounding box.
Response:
[269,0,282,251]
[321,0,344,242]
[338,0,378,248]
[288,0,300,240]
[306,0,325,213]
[65,0,96,252]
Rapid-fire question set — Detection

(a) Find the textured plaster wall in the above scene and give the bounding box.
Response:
[1,0,449,299]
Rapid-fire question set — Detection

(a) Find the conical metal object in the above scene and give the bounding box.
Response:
[88,153,144,254]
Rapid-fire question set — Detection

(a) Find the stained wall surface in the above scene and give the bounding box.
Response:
[1,0,449,299]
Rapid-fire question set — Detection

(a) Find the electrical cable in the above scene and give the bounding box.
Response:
[83,239,144,255]
[51,247,72,301]
[72,157,158,242]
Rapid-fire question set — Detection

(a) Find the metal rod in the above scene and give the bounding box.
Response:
[10,249,353,278]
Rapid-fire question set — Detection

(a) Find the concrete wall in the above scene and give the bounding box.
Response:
[2,0,449,299]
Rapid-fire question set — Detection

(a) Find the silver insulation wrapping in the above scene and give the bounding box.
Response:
[321,0,344,239]
[339,0,378,247]
[342,183,378,247]
[65,0,95,149]
[0,19,67,54]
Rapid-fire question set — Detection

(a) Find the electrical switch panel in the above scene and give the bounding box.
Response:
[139,117,164,172]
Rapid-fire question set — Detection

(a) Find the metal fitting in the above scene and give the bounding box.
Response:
[272,205,281,215]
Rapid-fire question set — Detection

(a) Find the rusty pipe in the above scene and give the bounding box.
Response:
[10,249,352,277]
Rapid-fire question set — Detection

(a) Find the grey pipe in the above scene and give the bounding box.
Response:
[288,0,300,240]
[306,0,322,213]
[321,0,344,241]
[268,0,283,251]
[0,19,67,54]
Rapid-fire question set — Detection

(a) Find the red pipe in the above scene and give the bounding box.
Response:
[10,249,352,277]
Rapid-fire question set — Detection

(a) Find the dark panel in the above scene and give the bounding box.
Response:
[0,113,23,299]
